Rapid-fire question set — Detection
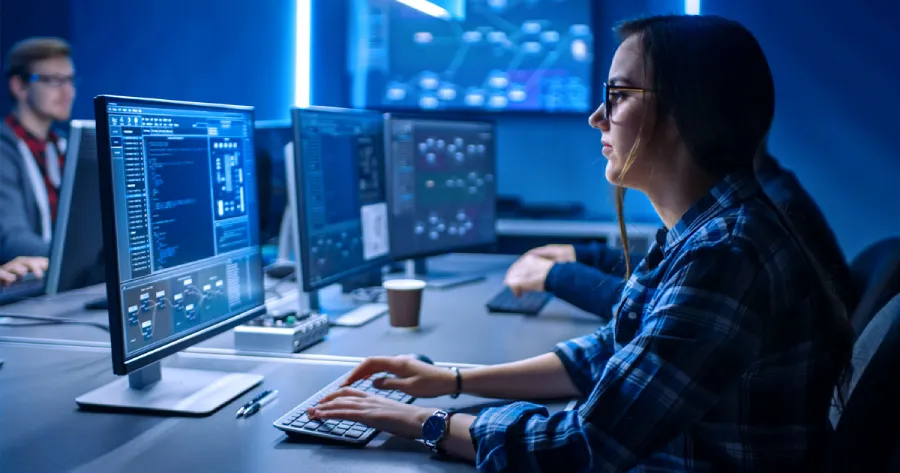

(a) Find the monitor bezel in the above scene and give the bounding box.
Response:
[383,112,499,261]
[94,94,267,376]
[45,120,97,295]
[288,106,394,293]
[349,0,600,117]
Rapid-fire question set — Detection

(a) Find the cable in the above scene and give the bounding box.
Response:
[0,313,110,332]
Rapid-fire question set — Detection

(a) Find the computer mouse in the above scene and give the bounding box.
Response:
[409,353,434,365]
[265,262,296,280]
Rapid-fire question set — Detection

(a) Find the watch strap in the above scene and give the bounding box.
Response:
[450,367,462,399]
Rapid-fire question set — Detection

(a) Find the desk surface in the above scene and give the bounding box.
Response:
[0,254,603,366]
[0,342,567,473]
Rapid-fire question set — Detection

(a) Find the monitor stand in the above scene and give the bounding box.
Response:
[83,296,108,311]
[310,290,387,327]
[404,258,485,290]
[76,361,263,416]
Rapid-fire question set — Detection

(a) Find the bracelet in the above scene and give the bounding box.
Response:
[449,366,462,399]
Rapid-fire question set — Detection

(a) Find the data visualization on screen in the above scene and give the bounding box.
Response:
[352,0,594,113]
[102,99,264,357]
[387,116,496,259]
[291,107,390,290]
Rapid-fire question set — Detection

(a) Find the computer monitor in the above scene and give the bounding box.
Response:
[45,120,106,296]
[384,114,497,288]
[350,0,596,114]
[76,96,266,416]
[286,106,392,323]
[253,120,292,245]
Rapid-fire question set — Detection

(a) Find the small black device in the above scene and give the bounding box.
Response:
[410,353,433,365]
[486,287,552,315]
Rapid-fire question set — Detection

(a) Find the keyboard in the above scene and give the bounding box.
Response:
[274,373,415,444]
[486,287,552,315]
[0,273,44,305]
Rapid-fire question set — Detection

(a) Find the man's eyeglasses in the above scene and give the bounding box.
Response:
[28,73,78,88]
[602,82,651,121]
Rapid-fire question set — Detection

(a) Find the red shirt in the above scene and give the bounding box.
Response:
[4,114,66,222]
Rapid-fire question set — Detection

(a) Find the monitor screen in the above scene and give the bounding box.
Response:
[351,0,595,114]
[254,120,292,244]
[386,115,496,259]
[96,96,265,371]
[289,107,391,292]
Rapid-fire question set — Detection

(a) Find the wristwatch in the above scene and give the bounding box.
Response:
[421,409,452,454]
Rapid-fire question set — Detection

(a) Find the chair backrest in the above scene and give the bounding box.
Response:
[849,237,900,338]
[826,292,900,472]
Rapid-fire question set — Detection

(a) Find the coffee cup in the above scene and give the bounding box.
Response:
[382,279,426,328]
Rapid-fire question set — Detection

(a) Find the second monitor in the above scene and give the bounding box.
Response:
[385,114,497,288]
[286,106,392,325]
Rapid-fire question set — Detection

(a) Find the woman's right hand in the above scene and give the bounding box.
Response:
[341,355,457,399]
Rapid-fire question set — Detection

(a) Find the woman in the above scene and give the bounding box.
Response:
[307,15,853,472]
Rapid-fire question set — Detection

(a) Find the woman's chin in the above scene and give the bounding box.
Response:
[605,163,624,186]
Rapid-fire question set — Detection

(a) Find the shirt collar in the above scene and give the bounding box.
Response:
[4,113,59,148]
[664,171,761,252]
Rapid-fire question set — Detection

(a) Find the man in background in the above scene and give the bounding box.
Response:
[0,37,76,265]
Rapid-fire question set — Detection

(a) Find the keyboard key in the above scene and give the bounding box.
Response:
[344,430,364,439]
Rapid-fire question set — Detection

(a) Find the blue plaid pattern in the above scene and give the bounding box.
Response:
[470,172,841,472]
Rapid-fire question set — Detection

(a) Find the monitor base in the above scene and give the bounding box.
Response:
[76,362,262,416]
[322,303,388,327]
[402,259,485,290]
[83,296,109,311]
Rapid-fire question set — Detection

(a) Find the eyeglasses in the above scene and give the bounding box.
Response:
[602,82,651,121]
[28,73,78,88]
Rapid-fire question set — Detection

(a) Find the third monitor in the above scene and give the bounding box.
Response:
[384,113,497,288]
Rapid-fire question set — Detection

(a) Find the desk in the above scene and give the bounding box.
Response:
[0,254,603,365]
[0,342,566,473]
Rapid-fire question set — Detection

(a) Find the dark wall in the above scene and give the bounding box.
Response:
[0,0,71,114]
[703,0,900,258]
[67,0,296,121]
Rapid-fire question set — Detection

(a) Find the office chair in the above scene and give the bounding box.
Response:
[825,292,900,472]
[848,237,900,338]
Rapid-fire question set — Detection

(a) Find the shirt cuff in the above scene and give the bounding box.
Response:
[469,402,549,473]
[544,263,563,293]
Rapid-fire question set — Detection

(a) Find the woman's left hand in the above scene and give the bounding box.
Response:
[307,387,434,439]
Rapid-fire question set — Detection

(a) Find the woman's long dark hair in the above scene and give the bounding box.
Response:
[611,15,853,409]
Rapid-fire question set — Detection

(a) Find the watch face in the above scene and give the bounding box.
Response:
[422,415,447,442]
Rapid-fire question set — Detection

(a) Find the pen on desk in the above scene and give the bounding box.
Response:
[235,389,273,418]
[241,390,279,418]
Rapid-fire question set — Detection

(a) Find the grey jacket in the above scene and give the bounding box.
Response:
[0,121,53,263]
